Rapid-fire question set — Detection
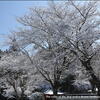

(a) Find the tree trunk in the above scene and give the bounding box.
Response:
[53,88,58,96]
[13,85,19,100]
[52,80,59,95]
[80,59,100,99]
[20,88,24,100]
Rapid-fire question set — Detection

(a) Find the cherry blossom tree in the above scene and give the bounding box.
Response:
[8,1,100,97]
[0,52,28,99]
[63,1,100,97]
